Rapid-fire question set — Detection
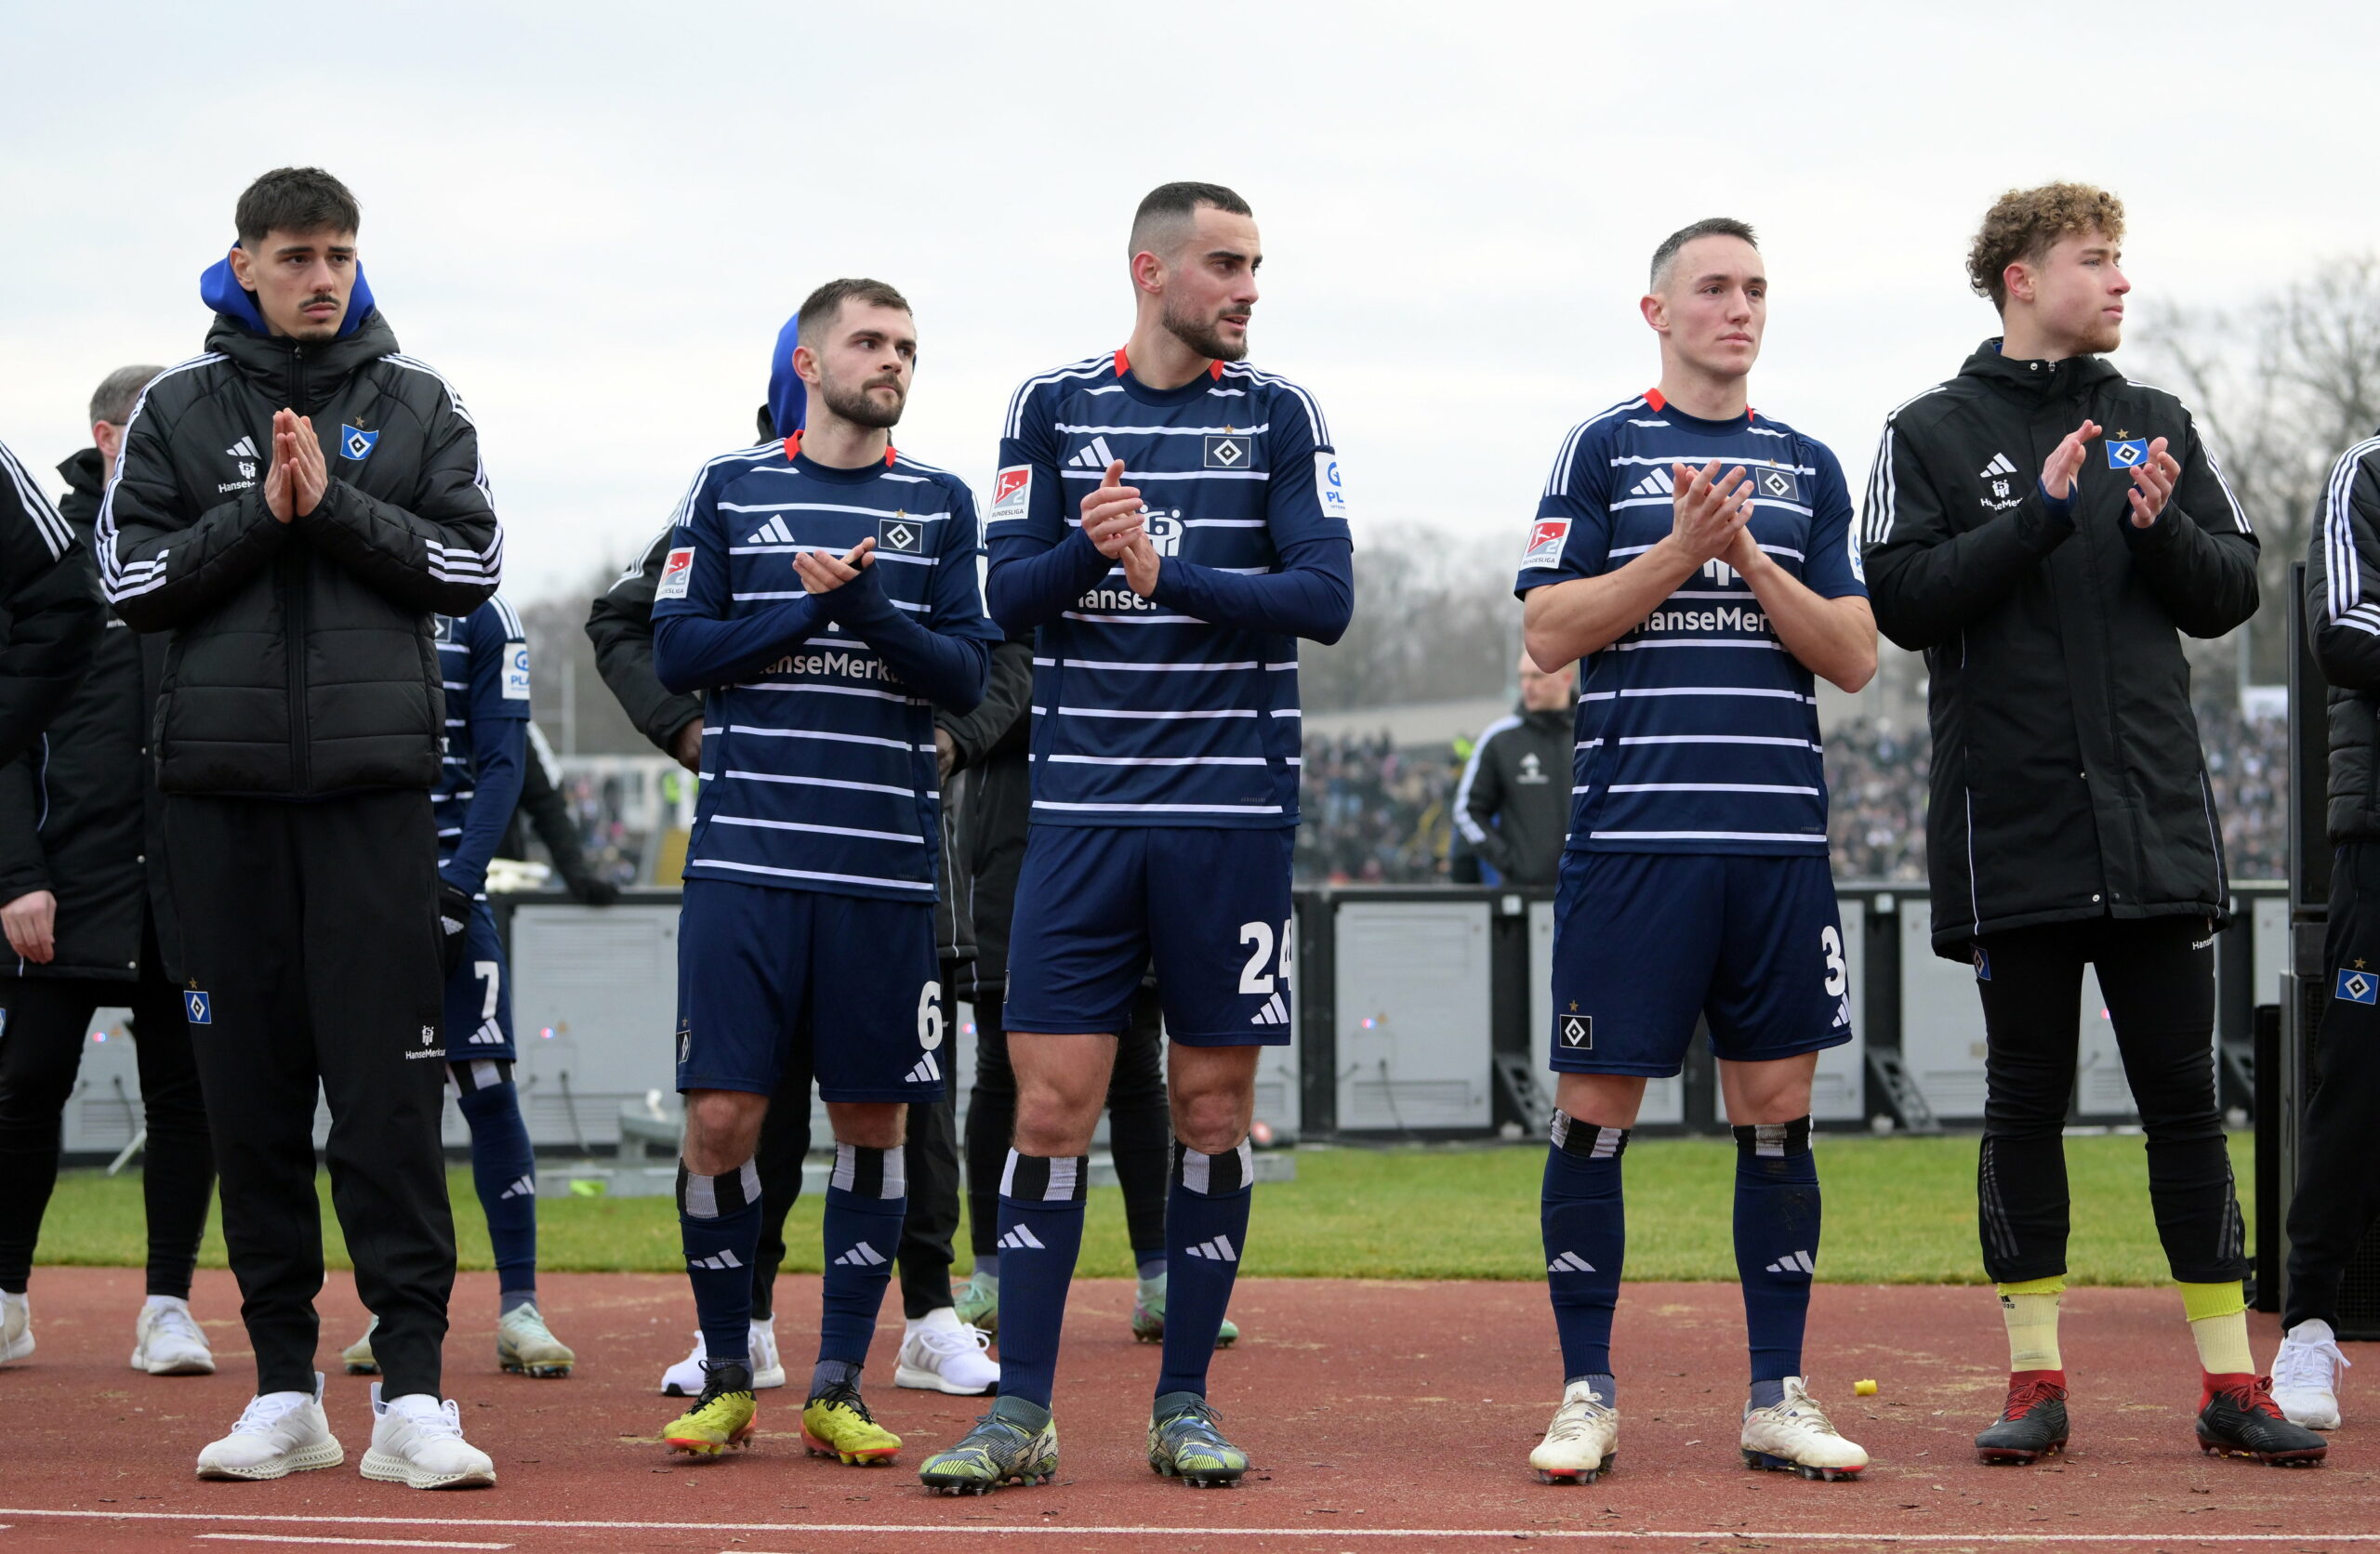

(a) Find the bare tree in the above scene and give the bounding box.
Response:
[2140,255,2380,680]
[516,565,654,757]
[1299,524,1518,713]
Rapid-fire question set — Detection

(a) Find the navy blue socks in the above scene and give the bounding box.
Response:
[1542,1112,1628,1383]
[991,1152,1089,1408]
[1157,1139,1254,1399]
[452,1070,538,1305]
[678,1158,762,1368]
[1733,1116,1819,1388]
[818,1142,906,1376]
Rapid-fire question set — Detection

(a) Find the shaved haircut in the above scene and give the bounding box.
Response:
[1129,181,1253,262]
[1650,217,1759,292]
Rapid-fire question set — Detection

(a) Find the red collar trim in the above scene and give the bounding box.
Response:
[781,430,897,468]
[1115,346,1224,381]
[1642,388,1754,422]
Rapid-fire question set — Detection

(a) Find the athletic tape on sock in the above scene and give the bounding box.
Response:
[678,1158,763,1218]
[999,1150,1089,1203]
[1731,1116,1813,1157]
[1173,1138,1254,1195]
[831,1142,906,1200]
[1551,1110,1629,1158]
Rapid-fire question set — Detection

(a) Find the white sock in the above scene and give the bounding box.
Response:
[906,1306,961,1336]
[143,1294,190,1315]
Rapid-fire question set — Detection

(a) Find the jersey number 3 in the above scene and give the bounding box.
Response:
[1820,925,1848,997]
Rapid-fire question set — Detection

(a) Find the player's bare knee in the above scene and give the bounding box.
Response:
[1013,1087,1099,1157]
[1555,1071,1646,1130]
[826,1100,906,1151]
[681,1088,766,1175]
[1170,1086,1253,1155]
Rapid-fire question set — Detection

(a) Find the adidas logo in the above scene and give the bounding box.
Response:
[833,1241,888,1268]
[746,515,796,546]
[1979,452,2018,480]
[469,1018,505,1045]
[688,1249,745,1271]
[996,1225,1047,1252]
[498,1174,536,1201]
[1250,993,1289,1026]
[226,436,259,459]
[1183,1235,1238,1263]
[1831,995,1852,1030]
[1765,1249,1817,1275]
[1628,468,1677,500]
[906,1051,943,1085]
[1067,435,1117,470]
[1547,1250,1597,1274]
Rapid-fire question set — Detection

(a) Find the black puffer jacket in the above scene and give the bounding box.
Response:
[2307,431,2380,844]
[586,522,705,756]
[99,309,500,795]
[0,440,103,769]
[1863,342,2259,955]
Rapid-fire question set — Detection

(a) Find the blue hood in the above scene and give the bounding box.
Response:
[199,246,377,338]
[766,310,807,440]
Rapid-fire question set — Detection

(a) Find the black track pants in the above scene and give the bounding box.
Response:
[2286,843,2380,1327]
[965,985,1171,1259]
[165,792,456,1399]
[1973,915,2244,1285]
[0,923,215,1297]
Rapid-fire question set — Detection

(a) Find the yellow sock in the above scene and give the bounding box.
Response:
[1996,1276,2065,1372]
[2179,1281,2252,1375]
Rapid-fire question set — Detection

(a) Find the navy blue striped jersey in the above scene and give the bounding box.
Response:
[430,596,530,856]
[1514,390,1864,857]
[990,349,1349,828]
[652,437,998,901]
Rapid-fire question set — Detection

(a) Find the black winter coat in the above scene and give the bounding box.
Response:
[2306,432,2380,845]
[99,309,500,795]
[1454,702,1572,886]
[1863,343,2258,956]
[0,451,156,981]
[0,441,103,769]
[586,522,705,757]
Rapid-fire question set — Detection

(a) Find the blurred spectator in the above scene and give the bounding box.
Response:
[1295,732,1460,884]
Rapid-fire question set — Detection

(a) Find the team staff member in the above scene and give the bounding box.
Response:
[649,278,997,1463]
[2276,434,2380,1431]
[1454,652,1577,887]
[0,439,102,768]
[98,166,501,1489]
[1517,218,1876,1488]
[921,182,1353,1495]
[1863,182,2320,1468]
[0,366,217,1379]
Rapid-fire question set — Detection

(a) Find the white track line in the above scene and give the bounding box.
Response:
[0,1512,2371,1546]
[197,1537,511,1550]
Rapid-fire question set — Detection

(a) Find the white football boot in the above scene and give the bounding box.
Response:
[359,1384,496,1489]
[131,1296,216,1376]
[1530,1377,1619,1483]
[894,1307,1000,1395]
[1740,1376,1868,1480]
[2271,1318,2352,1431]
[659,1317,787,1395]
[196,1373,344,1481]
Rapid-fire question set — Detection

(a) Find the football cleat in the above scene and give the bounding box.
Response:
[662,1361,757,1458]
[918,1395,1059,1495]
[341,1316,380,1376]
[1130,1275,1238,1348]
[895,1313,999,1395]
[1147,1390,1249,1487]
[660,1321,786,1395]
[801,1380,901,1464]
[130,1297,215,1376]
[954,1273,998,1337]
[496,1303,575,1378]
[360,1385,496,1490]
[195,1373,344,1481]
[2270,1320,2351,1431]
[2,1289,33,1364]
[1740,1376,1868,1481]
[1530,1377,1618,1483]
[1976,1370,2069,1464]
[2197,1373,2328,1466]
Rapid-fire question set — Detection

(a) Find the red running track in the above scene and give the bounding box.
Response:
[1,1268,2374,1551]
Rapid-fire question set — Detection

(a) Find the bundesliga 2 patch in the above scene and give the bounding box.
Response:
[988,465,1031,523]
[2339,968,2379,1006]
[503,641,531,700]
[1520,518,1569,570]
[2106,438,2149,469]
[655,546,695,600]
[1754,467,1802,504]
[877,514,925,555]
[339,424,378,461]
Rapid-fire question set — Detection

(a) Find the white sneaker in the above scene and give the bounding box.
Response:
[195,1373,344,1481]
[1740,1376,1868,1480]
[359,1385,496,1489]
[2272,1318,2352,1430]
[1530,1377,1619,1483]
[659,1318,787,1396]
[131,1296,216,1376]
[0,1290,31,1364]
[894,1308,999,1395]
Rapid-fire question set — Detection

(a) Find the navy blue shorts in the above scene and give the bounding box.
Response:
[443,900,514,1061]
[1547,851,1853,1076]
[1005,825,1294,1047]
[675,878,945,1102]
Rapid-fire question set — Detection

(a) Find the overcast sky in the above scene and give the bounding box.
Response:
[5,1,2375,602]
